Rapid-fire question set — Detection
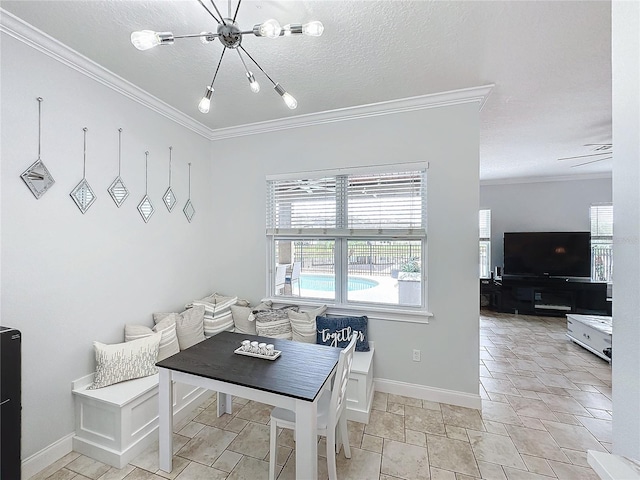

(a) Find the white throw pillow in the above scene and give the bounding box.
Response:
[124,318,180,361]
[254,306,299,339]
[187,293,238,337]
[155,306,206,350]
[288,305,328,343]
[231,301,271,335]
[89,333,161,389]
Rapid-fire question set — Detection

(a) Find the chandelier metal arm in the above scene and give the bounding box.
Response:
[239,45,276,87]
[196,0,222,24]
[232,0,242,22]
[209,47,227,88]
[209,0,227,26]
[174,32,219,40]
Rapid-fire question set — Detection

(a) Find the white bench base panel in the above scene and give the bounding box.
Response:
[72,373,209,469]
[346,343,375,424]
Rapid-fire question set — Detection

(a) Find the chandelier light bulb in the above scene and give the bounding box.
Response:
[302,21,324,37]
[131,30,174,50]
[247,72,260,93]
[200,31,212,44]
[274,83,297,109]
[257,19,282,38]
[282,92,297,109]
[198,86,214,114]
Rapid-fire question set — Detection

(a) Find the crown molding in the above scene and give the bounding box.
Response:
[1,9,493,143]
[480,172,612,186]
[208,84,494,141]
[0,9,212,139]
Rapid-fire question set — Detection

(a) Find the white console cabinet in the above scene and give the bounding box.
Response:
[566,314,612,363]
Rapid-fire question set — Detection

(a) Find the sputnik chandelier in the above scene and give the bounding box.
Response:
[131,0,323,114]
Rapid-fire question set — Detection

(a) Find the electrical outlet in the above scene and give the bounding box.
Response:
[412,349,421,362]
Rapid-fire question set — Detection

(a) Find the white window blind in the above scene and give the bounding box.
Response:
[267,169,426,236]
[590,204,613,239]
[479,209,491,240]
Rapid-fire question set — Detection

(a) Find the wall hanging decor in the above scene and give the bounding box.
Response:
[108,128,130,207]
[70,127,97,214]
[137,151,155,223]
[162,146,177,212]
[183,162,195,223]
[20,97,56,199]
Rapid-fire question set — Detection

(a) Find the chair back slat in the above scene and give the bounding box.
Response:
[330,332,358,424]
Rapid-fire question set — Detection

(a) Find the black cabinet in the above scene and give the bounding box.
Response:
[1,326,21,480]
[498,277,610,316]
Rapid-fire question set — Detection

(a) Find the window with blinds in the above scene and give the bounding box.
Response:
[590,204,613,282]
[479,209,491,278]
[266,165,428,309]
[267,170,426,236]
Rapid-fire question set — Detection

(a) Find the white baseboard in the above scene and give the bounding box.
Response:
[374,378,482,410]
[588,450,640,480]
[21,432,74,480]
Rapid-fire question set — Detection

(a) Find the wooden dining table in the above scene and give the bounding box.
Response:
[156,331,342,479]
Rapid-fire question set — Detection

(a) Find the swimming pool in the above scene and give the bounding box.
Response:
[299,275,378,292]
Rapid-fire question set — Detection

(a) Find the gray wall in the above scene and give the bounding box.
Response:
[207,103,481,395]
[480,177,612,272]
[1,34,214,458]
[612,0,640,462]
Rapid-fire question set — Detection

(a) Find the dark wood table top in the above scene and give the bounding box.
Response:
[157,331,342,402]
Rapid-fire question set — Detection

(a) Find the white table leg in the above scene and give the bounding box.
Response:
[295,399,318,479]
[158,368,173,473]
[217,391,232,417]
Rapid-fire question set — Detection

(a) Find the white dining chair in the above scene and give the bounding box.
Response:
[275,264,288,295]
[268,333,358,480]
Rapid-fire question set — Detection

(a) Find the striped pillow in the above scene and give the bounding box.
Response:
[254,306,299,339]
[288,305,327,343]
[125,318,180,361]
[187,293,239,337]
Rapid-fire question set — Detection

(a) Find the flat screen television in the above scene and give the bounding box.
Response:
[503,232,591,278]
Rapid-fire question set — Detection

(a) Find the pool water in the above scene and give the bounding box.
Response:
[299,275,378,292]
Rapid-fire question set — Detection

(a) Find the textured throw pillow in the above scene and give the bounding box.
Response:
[232,301,272,335]
[254,305,299,339]
[156,306,206,350]
[125,318,180,362]
[288,305,327,343]
[316,316,370,352]
[187,293,238,337]
[89,333,161,389]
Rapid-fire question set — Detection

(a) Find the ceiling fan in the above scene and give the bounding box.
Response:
[557,144,613,168]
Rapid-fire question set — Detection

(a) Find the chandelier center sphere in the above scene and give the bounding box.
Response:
[217,19,242,48]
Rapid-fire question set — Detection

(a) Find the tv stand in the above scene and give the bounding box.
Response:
[497,276,610,317]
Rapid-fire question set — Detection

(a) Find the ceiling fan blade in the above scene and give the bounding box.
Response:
[558,152,613,161]
[570,157,612,168]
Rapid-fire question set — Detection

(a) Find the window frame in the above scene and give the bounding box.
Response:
[265,163,430,320]
[479,209,491,279]
[590,203,613,283]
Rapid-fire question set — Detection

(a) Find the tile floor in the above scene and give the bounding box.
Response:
[31,311,612,480]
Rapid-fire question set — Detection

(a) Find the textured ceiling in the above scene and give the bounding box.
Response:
[1,0,612,181]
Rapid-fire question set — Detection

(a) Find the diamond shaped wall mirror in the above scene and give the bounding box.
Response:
[138,151,155,223]
[163,146,177,212]
[21,97,55,199]
[184,162,195,223]
[108,128,129,207]
[70,127,96,214]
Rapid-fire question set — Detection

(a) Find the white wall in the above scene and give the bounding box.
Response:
[207,103,481,396]
[480,177,612,271]
[1,34,214,459]
[611,0,640,462]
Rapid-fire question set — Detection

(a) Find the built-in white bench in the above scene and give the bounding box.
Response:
[71,373,209,468]
[72,343,374,468]
[346,342,375,423]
